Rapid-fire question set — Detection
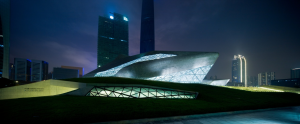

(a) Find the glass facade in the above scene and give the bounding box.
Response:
[14,58,31,81]
[95,54,176,77]
[86,86,198,99]
[97,13,128,67]
[232,55,247,86]
[31,60,48,81]
[146,65,213,83]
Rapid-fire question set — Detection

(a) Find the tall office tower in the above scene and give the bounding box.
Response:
[61,65,84,77]
[31,60,48,82]
[52,67,79,80]
[97,13,128,67]
[140,0,155,53]
[0,0,10,78]
[232,55,247,86]
[258,72,275,86]
[291,68,300,78]
[14,58,31,81]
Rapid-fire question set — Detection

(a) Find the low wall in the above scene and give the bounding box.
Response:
[0,79,85,100]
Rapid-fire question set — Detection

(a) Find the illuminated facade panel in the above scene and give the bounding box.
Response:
[146,65,212,83]
[86,86,198,99]
[258,72,275,86]
[95,54,176,77]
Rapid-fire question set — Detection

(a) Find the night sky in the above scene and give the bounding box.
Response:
[10,0,300,80]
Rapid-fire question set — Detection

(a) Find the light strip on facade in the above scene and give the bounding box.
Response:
[244,57,247,86]
[239,56,242,82]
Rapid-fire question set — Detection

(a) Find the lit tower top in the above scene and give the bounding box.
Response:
[232,55,247,86]
[140,0,155,53]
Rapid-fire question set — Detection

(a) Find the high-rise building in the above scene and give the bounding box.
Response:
[140,0,155,53]
[97,12,128,68]
[247,76,258,87]
[14,58,31,81]
[52,67,79,80]
[291,68,300,78]
[258,72,275,86]
[232,55,247,86]
[0,0,10,79]
[31,60,48,82]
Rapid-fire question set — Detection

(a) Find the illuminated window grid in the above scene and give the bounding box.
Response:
[86,86,198,99]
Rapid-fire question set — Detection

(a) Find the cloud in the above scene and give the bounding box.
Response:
[45,42,97,74]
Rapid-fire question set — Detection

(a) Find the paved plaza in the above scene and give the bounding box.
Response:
[137,106,300,124]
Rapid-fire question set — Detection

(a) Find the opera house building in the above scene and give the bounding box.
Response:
[0,51,229,100]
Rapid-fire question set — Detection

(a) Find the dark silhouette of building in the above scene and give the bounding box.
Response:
[9,63,14,80]
[232,55,247,86]
[61,65,84,77]
[291,68,300,78]
[0,0,10,79]
[140,0,155,53]
[271,78,300,88]
[52,67,79,80]
[97,12,128,68]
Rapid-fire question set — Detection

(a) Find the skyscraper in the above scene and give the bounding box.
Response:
[232,55,247,86]
[97,13,128,67]
[140,0,155,53]
[0,0,10,79]
[258,72,275,86]
[31,60,48,82]
[291,68,300,78]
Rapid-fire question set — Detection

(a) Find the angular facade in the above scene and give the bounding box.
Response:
[232,55,247,86]
[0,0,10,78]
[86,86,198,99]
[84,51,222,85]
[97,13,128,67]
[140,0,155,53]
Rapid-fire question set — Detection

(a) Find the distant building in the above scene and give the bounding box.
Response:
[14,58,31,81]
[9,63,14,80]
[140,0,155,53]
[291,68,300,78]
[258,72,275,86]
[232,55,247,86]
[271,78,300,88]
[61,65,84,77]
[0,0,10,79]
[47,72,53,79]
[247,76,258,87]
[97,12,128,68]
[52,67,79,80]
[31,60,48,82]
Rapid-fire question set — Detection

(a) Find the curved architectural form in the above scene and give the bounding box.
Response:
[86,86,198,99]
[84,51,220,85]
